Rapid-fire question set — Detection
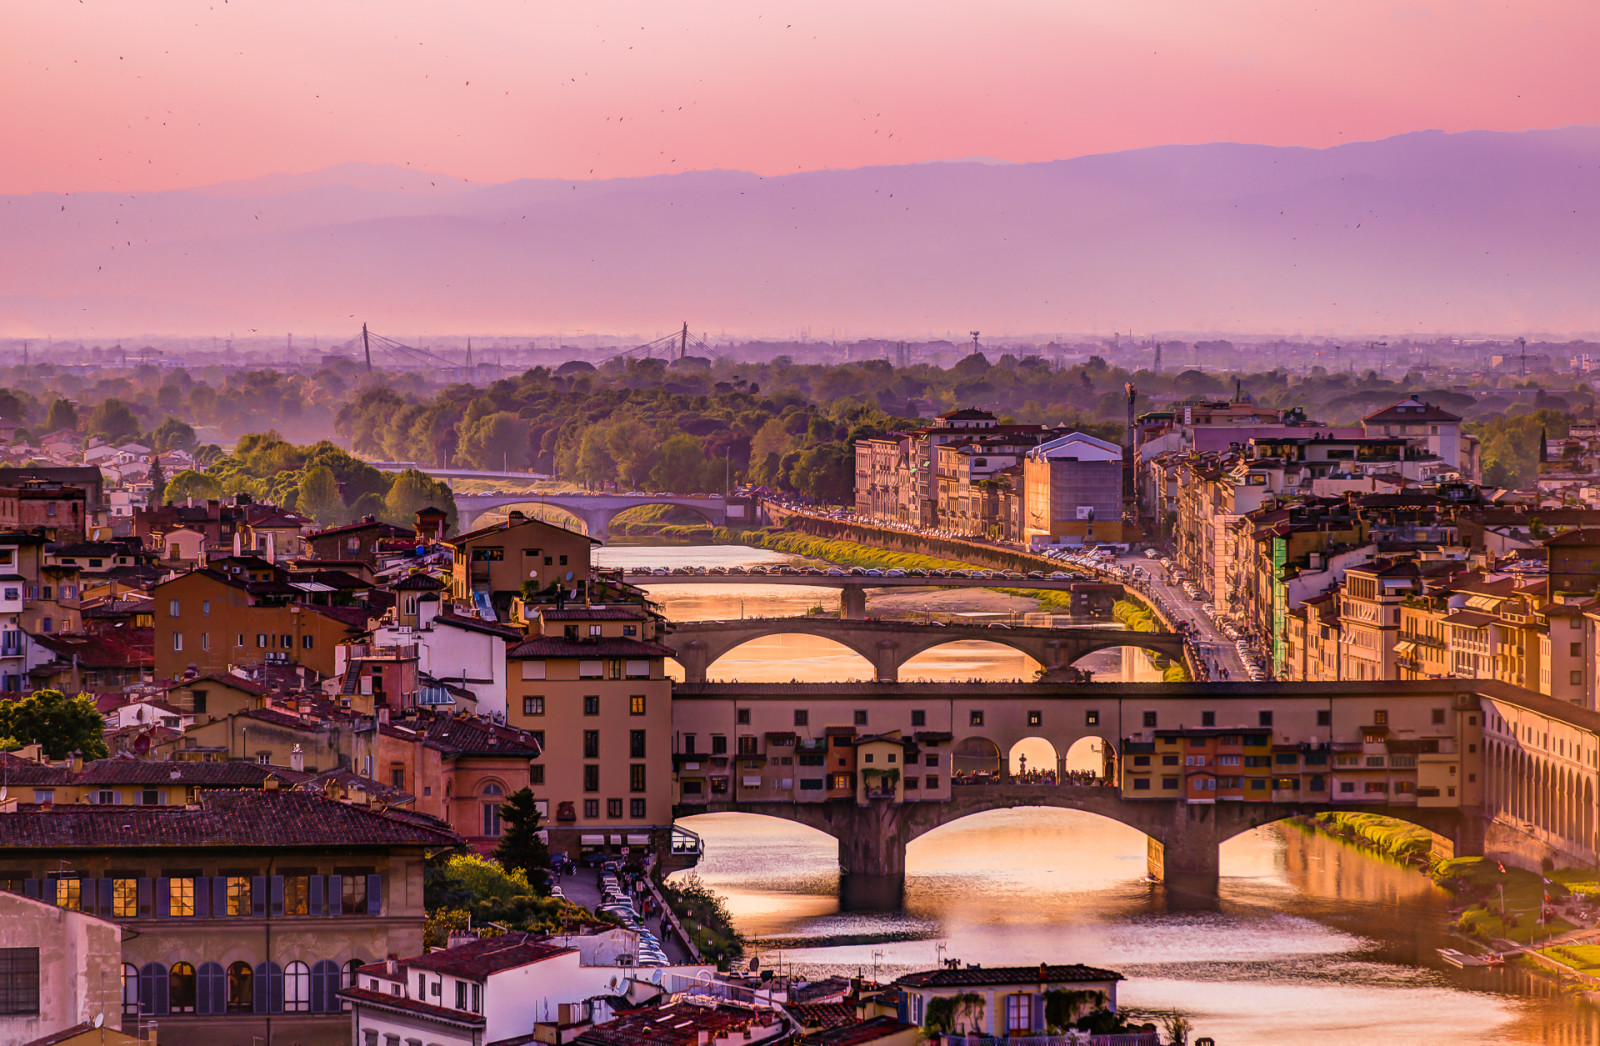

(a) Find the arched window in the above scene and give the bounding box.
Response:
[342,959,364,1012]
[227,962,254,1013]
[283,961,311,1013]
[121,963,140,1019]
[137,962,169,1016]
[169,962,197,1014]
[196,962,226,1016]
[252,961,283,1015]
[482,781,507,836]
[310,960,342,1013]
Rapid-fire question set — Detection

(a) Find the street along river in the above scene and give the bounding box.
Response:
[598,541,1597,1045]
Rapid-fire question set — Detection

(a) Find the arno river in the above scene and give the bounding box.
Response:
[598,541,1596,1045]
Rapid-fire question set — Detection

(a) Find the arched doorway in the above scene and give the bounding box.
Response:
[953,737,1003,779]
[1008,737,1060,781]
[1063,735,1116,781]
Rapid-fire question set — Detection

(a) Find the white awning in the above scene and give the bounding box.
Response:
[626,834,652,845]
[580,834,606,846]
[741,776,762,787]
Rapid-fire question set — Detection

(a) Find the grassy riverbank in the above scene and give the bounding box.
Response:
[1300,812,1589,945]
[1112,599,1189,682]
[736,528,1076,613]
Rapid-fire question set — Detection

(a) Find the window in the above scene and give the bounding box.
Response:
[200,633,210,652]
[521,661,547,680]
[630,764,647,792]
[1133,778,1151,790]
[1317,709,1331,726]
[1373,710,1388,725]
[169,599,180,617]
[1574,642,1584,657]
[53,876,81,910]
[523,696,544,716]
[925,754,939,767]
[630,730,647,758]
[925,774,940,789]
[341,873,370,913]
[201,600,210,616]
[530,764,545,785]
[123,963,140,1018]
[584,765,599,792]
[631,695,647,716]
[1258,711,1274,727]
[1143,711,1157,728]
[457,981,469,1011]
[283,874,311,916]
[482,783,505,836]
[854,709,868,726]
[173,632,183,652]
[1028,710,1042,727]
[284,961,310,1013]
[169,876,196,917]
[226,876,252,916]
[736,708,751,725]
[970,710,984,727]
[589,624,603,637]
[1086,710,1099,726]
[912,709,926,727]
[584,730,600,758]
[390,767,405,789]
[583,799,599,818]
[607,798,623,818]
[711,735,727,754]
[113,877,139,917]
[1163,776,1180,789]
[1201,711,1215,727]
[584,695,600,716]
[170,962,197,1014]
[578,660,603,679]
[257,633,267,648]
[794,709,809,727]
[631,798,646,818]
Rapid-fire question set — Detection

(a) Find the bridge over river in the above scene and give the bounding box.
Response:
[664,617,1186,683]
[668,679,1600,906]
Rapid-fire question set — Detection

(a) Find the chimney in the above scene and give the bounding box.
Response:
[386,958,398,976]
[69,749,83,773]
[233,531,243,557]
[290,743,305,772]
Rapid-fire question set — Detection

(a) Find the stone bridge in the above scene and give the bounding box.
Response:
[663,617,1186,683]
[453,492,730,534]
[679,788,1479,908]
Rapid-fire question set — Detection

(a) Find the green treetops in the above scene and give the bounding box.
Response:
[492,788,553,895]
[0,690,109,760]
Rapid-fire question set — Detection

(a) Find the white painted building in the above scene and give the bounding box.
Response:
[369,605,515,719]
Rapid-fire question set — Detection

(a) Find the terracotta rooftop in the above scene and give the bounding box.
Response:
[895,963,1123,989]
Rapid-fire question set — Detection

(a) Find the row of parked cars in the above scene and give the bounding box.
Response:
[595,868,670,968]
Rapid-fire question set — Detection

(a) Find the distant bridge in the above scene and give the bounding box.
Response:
[370,462,551,482]
[446,491,731,534]
[662,617,1184,683]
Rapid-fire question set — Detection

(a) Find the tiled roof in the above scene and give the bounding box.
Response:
[537,607,648,621]
[376,933,573,979]
[508,636,673,658]
[28,629,153,669]
[895,963,1122,989]
[0,789,463,849]
[310,518,414,539]
[336,986,486,1027]
[75,757,289,786]
[164,672,270,696]
[391,573,446,590]
[800,1017,921,1046]
[381,716,541,757]
[1362,398,1462,424]
[431,610,524,639]
[575,1002,779,1046]
[790,1000,856,1030]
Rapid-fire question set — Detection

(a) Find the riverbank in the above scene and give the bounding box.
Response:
[736,528,1075,612]
[1299,812,1600,949]
[1113,600,1187,682]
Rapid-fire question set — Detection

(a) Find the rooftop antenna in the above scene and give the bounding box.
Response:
[1518,336,1527,377]
[970,330,980,355]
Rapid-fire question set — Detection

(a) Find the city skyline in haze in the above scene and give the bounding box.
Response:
[6,0,1599,195]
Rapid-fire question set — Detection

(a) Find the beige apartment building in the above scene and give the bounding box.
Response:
[446,513,599,606]
[505,604,674,857]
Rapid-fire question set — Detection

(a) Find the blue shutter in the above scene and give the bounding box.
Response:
[270,876,285,916]
[311,960,340,1014]
[197,962,225,1015]
[193,876,210,918]
[251,875,267,917]
[1033,993,1045,1032]
[212,877,228,917]
[99,879,113,917]
[138,878,153,917]
[328,875,343,916]
[309,875,324,916]
[254,962,283,1014]
[23,879,38,899]
[365,874,382,915]
[155,878,170,918]
[139,963,169,1016]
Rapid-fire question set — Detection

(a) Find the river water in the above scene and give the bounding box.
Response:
[598,541,1597,1045]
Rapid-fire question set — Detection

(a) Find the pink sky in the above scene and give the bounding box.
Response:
[5,0,1598,194]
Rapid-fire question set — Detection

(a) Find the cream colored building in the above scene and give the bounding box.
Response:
[0,891,124,1045]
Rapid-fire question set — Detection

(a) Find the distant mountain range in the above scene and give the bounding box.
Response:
[3,127,1598,339]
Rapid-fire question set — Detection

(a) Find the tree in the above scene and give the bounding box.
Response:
[298,465,345,526]
[86,398,143,443]
[0,690,109,760]
[164,469,221,503]
[147,456,167,508]
[150,416,198,454]
[492,788,552,895]
[383,468,457,530]
[44,398,79,433]
[458,411,529,471]
[650,434,711,493]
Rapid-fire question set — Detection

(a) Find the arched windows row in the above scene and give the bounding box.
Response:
[123,958,360,1016]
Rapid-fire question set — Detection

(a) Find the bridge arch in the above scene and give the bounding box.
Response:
[456,494,726,535]
[898,639,1042,682]
[672,632,876,683]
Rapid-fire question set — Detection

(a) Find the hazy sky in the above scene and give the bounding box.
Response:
[6,0,1598,194]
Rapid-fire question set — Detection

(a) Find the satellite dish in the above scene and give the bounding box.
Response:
[530,571,539,578]
[565,570,574,582]
[94,1014,105,1029]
